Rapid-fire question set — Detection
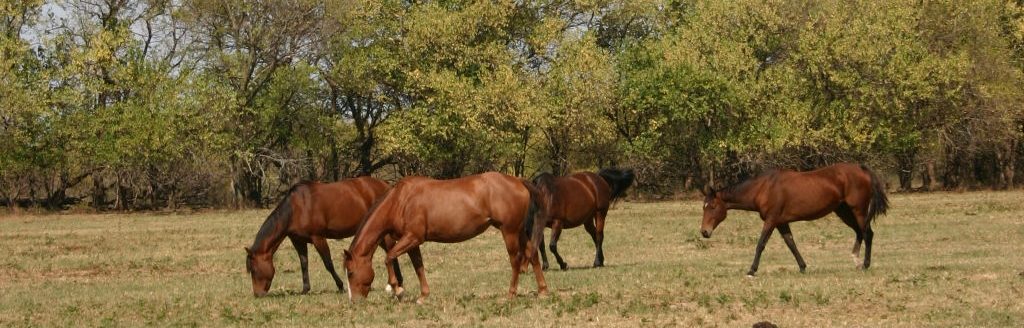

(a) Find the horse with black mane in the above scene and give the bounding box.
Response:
[244,176,405,297]
[699,163,889,276]
[532,168,635,270]
[343,172,549,303]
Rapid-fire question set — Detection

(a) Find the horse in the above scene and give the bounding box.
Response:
[532,168,635,270]
[699,163,889,276]
[244,176,406,297]
[342,172,549,303]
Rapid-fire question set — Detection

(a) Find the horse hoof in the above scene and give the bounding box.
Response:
[746,273,756,278]
[416,297,427,305]
[385,284,392,293]
[799,267,806,273]
[393,286,405,299]
[559,263,568,270]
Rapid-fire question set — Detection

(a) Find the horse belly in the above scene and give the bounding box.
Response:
[425,215,492,243]
[559,207,595,228]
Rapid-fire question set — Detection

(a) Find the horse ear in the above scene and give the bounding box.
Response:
[343,249,352,260]
[244,246,252,254]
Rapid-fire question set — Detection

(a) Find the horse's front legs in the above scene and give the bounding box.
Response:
[386,234,427,303]
[288,236,311,294]
[748,223,776,277]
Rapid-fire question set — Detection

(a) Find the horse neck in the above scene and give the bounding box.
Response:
[723,178,763,212]
[350,210,389,260]
[251,218,289,257]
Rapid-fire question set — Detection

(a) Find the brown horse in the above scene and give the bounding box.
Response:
[245,176,405,297]
[532,168,635,270]
[700,163,889,276]
[342,172,548,303]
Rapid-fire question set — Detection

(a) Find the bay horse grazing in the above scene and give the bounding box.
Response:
[532,168,635,270]
[699,163,889,276]
[245,176,405,297]
[343,172,548,303]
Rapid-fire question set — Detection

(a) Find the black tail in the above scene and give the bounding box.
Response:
[520,180,549,262]
[598,167,636,200]
[250,184,303,250]
[861,165,889,222]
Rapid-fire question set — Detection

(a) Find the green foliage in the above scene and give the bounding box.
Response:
[3,0,1024,210]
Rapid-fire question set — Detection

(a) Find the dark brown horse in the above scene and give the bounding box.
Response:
[700,163,889,276]
[343,172,548,303]
[532,168,635,270]
[245,177,405,297]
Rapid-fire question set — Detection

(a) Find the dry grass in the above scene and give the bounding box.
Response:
[1,191,1023,327]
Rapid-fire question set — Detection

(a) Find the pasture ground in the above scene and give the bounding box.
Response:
[1,191,1023,327]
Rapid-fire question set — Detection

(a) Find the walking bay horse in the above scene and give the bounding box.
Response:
[245,177,405,297]
[532,168,635,270]
[699,163,889,276]
[342,172,548,303]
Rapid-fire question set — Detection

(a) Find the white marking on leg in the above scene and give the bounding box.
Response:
[344,267,352,301]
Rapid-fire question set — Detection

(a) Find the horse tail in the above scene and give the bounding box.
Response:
[520,179,549,262]
[250,183,305,250]
[861,165,889,222]
[598,167,636,201]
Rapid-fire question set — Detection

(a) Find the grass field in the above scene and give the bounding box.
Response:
[1,191,1023,327]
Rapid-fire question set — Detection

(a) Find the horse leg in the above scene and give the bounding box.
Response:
[529,241,549,296]
[748,223,776,277]
[862,224,874,270]
[538,230,550,271]
[835,205,864,267]
[288,236,311,294]
[501,230,524,299]
[777,223,807,273]
[548,220,568,270]
[310,236,345,293]
[406,246,430,304]
[583,212,606,267]
[379,236,405,298]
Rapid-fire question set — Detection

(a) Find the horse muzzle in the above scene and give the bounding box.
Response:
[701,229,712,238]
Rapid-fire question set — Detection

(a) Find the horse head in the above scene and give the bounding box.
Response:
[343,249,374,301]
[700,186,728,238]
[245,246,275,297]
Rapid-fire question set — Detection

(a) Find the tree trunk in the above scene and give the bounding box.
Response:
[896,150,916,191]
[91,174,106,210]
[921,161,936,191]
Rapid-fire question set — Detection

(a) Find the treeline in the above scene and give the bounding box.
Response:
[2,0,1023,211]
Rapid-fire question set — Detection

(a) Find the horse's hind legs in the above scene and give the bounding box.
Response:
[862,225,874,269]
[777,224,806,273]
[836,206,865,268]
[289,236,311,294]
[584,211,606,268]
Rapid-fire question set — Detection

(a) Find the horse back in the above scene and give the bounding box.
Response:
[293,177,389,238]
[763,164,874,219]
[547,172,609,226]
[385,172,530,242]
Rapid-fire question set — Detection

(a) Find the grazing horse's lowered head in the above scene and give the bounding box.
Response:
[700,187,728,239]
[245,246,275,297]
